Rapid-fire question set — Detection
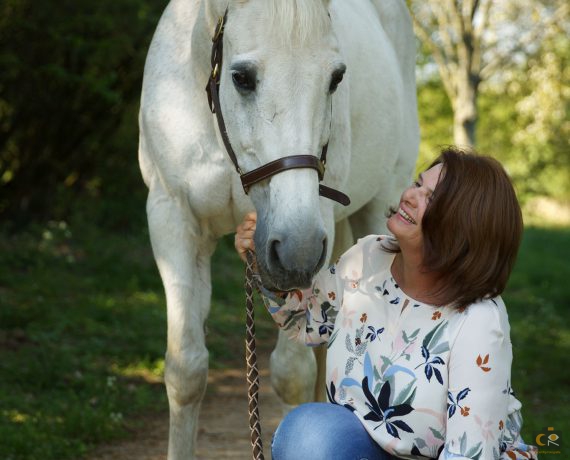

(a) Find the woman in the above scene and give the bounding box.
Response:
[235,148,537,459]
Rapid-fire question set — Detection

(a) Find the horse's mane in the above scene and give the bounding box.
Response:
[262,0,330,46]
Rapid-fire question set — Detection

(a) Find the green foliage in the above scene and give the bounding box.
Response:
[417,77,570,204]
[0,0,162,224]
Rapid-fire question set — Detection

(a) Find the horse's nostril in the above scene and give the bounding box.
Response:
[269,238,282,268]
[317,236,328,270]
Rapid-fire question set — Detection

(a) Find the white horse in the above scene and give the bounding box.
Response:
[138,0,419,458]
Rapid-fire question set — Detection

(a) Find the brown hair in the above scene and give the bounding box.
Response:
[397,147,523,308]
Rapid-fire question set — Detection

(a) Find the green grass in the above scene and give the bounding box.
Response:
[0,221,568,459]
[503,226,570,438]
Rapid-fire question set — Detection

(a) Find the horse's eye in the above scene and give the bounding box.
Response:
[329,65,346,93]
[232,70,256,93]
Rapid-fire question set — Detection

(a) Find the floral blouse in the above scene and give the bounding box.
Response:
[262,235,538,460]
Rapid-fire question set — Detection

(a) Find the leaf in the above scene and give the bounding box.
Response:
[374,382,382,394]
[425,364,433,382]
[431,356,445,365]
[430,341,450,354]
[421,345,430,360]
[457,387,471,402]
[389,297,401,304]
[459,432,467,454]
[380,356,392,374]
[363,411,382,422]
[327,329,339,349]
[378,379,391,410]
[374,367,381,381]
[386,422,400,439]
[320,301,332,314]
[476,354,483,366]
[465,442,483,458]
[383,364,416,380]
[392,419,414,433]
[429,427,445,441]
[362,376,382,415]
[433,367,443,385]
[448,404,456,419]
[408,328,421,340]
[480,366,491,372]
[414,438,427,449]
[364,352,373,385]
[402,387,417,406]
[447,391,455,404]
[393,379,417,406]
[389,403,414,417]
[339,377,360,388]
[422,321,446,349]
[326,381,336,402]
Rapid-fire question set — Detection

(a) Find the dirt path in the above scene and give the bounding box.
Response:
[87,351,281,460]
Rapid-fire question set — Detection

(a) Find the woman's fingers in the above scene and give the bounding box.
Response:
[235,212,258,263]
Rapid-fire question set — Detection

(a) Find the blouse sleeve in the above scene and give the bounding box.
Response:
[260,235,380,346]
[439,299,522,460]
[260,264,341,346]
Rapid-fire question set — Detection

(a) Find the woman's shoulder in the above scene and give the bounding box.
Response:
[448,296,512,345]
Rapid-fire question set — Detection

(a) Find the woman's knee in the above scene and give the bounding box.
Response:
[271,402,387,460]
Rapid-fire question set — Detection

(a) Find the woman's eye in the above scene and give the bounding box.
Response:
[414,181,421,187]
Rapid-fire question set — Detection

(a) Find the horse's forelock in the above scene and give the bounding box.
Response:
[262,0,331,46]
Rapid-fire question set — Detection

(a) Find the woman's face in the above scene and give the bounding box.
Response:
[387,163,444,250]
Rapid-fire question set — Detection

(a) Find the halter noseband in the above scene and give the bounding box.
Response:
[205,11,350,206]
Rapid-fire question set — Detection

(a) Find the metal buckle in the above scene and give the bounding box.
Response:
[212,63,219,80]
[213,15,225,41]
[317,159,326,180]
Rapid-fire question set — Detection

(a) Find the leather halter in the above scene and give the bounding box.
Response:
[205,11,350,206]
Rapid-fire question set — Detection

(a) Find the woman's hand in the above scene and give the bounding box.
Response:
[234,212,257,263]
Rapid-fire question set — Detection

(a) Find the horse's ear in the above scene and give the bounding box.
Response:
[204,0,231,37]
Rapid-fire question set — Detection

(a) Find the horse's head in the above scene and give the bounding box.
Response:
[207,0,349,291]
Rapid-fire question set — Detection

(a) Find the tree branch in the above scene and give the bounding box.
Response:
[430,1,458,63]
[480,3,569,80]
[412,14,457,98]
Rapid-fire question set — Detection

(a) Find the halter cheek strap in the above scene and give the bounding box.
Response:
[205,10,350,207]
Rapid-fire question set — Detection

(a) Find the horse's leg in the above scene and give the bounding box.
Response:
[147,183,214,460]
[270,331,317,413]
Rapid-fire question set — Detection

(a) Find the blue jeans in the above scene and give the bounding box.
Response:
[271,402,397,460]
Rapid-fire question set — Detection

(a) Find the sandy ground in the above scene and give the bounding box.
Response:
[87,352,282,460]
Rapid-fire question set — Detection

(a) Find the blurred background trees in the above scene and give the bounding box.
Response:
[0,0,568,227]
[0,0,163,227]
[410,0,569,206]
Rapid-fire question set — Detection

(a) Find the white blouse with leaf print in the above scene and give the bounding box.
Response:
[261,235,538,460]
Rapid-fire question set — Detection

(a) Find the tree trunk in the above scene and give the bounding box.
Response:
[453,71,478,148]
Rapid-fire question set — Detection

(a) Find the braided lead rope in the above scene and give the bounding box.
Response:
[245,250,265,460]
